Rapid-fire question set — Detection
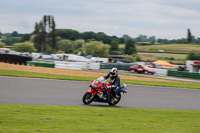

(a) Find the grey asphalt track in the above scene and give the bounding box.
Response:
[0,76,200,110]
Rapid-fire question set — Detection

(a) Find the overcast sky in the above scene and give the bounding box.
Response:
[0,0,200,39]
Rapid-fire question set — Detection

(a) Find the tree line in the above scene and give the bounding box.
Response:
[1,28,198,46]
[0,15,199,62]
[0,15,138,61]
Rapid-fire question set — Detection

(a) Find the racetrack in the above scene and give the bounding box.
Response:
[0,76,200,110]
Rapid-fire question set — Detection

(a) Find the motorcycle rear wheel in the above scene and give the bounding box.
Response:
[82,92,94,105]
[108,93,121,106]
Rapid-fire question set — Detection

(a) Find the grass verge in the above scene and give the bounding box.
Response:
[1,69,200,89]
[0,104,200,133]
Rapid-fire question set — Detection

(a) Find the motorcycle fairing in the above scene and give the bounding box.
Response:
[87,89,96,96]
[116,84,127,94]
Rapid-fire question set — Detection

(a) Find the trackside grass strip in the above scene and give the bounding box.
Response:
[1,69,200,89]
[0,104,200,133]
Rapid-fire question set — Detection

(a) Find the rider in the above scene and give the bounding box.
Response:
[103,68,120,97]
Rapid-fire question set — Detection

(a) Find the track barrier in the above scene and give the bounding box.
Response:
[0,54,32,65]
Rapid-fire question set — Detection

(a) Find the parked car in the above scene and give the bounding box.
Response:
[129,64,155,75]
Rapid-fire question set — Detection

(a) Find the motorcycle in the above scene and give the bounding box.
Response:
[82,76,127,106]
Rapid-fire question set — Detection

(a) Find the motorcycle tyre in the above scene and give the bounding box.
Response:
[82,92,94,105]
[108,93,121,106]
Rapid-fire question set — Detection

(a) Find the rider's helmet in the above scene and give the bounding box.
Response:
[110,68,118,78]
[109,68,118,84]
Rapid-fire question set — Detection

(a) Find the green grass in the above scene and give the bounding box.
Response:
[138,52,186,65]
[0,104,199,133]
[136,44,200,65]
[138,52,187,59]
[0,69,95,82]
[1,69,200,89]
[137,44,200,54]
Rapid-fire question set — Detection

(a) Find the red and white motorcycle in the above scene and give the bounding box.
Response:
[82,76,127,106]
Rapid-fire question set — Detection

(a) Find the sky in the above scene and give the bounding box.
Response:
[0,0,200,39]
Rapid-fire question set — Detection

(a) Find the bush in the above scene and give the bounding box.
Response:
[136,42,153,46]
[186,51,200,60]
[84,41,110,57]
[0,42,5,48]
[124,54,140,62]
[13,42,36,52]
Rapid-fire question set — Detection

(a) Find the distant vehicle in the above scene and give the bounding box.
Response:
[129,64,155,75]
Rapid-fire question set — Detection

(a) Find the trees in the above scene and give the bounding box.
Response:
[20,34,31,42]
[123,34,132,41]
[73,39,85,54]
[124,39,137,55]
[1,37,20,46]
[186,51,199,60]
[56,29,80,40]
[57,39,74,53]
[187,29,192,43]
[33,21,46,52]
[11,31,21,37]
[110,40,119,51]
[13,42,36,52]
[0,42,5,48]
[109,40,121,55]
[56,39,85,55]
[55,30,123,45]
[81,31,98,41]
[84,41,110,57]
[33,15,56,53]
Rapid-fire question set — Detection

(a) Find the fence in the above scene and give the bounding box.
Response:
[54,61,100,70]
[27,61,55,68]
[152,68,167,76]
[167,70,200,79]
[100,63,133,71]
[26,61,131,71]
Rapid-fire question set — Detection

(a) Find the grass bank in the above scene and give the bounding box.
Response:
[0,104,199,133]
[1,69,200,89]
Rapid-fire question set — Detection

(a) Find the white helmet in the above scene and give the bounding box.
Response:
[110,68,118,77]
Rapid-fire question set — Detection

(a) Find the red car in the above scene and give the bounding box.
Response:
[129,64,155,75]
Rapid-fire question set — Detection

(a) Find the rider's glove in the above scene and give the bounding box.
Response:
[101,84,107,90]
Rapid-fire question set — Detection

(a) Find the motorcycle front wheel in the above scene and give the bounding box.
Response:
[82,92,94,105]
[108,93,121,106]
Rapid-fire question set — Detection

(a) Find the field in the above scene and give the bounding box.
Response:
[0,63,200,133]
[136,44,200,54]
[138,52,186,59]
[0,104,200,133]
[136,44,200,64]
[119,43,200,64]
[138,52,186,64]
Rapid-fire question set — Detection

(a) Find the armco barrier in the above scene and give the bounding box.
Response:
[167,70,200,79]
[152,68,167,76]
[54,61,100,70]
[100,63,133,70]
[27,61,55,68]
